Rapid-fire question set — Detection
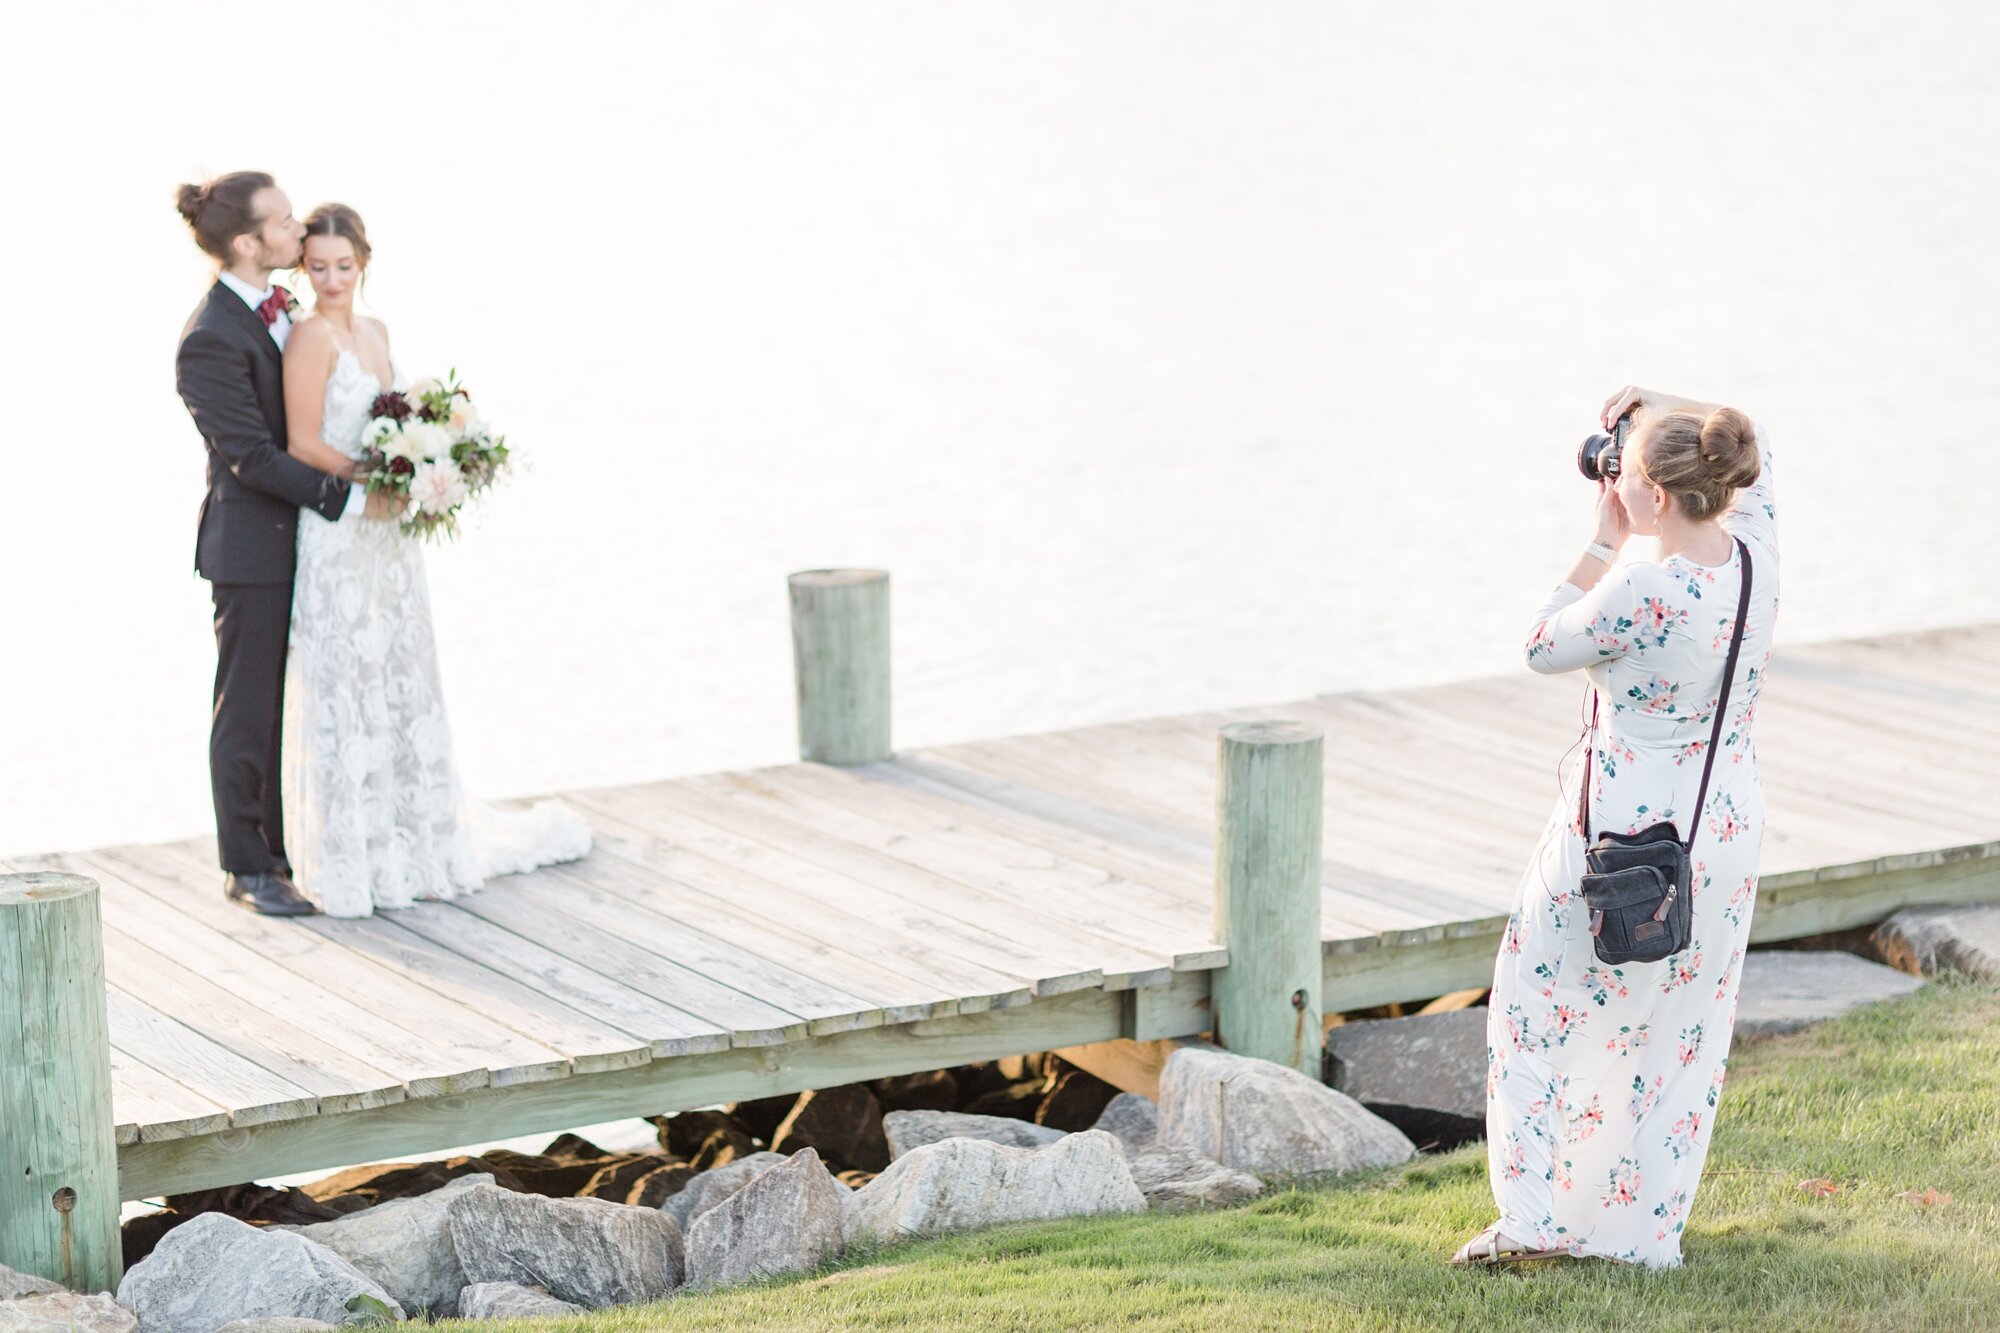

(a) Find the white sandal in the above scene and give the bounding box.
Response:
[1449,1223,1569,1267]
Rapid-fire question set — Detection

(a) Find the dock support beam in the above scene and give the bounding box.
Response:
[788,569,891,764]
[1,873,121,1293]
[1211,721,1325,1078]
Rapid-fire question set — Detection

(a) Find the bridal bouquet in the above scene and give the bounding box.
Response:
[356,371,511,540]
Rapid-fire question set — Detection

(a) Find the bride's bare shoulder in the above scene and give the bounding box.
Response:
[364,316,392,347]
[282,312,334,358]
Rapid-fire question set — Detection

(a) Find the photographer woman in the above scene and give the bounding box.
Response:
[1452,386,1777,1268]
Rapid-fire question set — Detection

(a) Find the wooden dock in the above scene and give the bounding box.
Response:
[6,619,1998,1224]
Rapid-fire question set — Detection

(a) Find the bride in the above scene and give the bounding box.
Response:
[279,202,590,917]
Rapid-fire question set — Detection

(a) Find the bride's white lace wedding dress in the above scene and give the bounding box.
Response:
[282,327,591,917]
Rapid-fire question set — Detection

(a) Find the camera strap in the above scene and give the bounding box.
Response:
[1580,538,1753,851]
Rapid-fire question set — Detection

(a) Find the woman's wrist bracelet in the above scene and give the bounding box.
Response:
[1584,540,1618,565]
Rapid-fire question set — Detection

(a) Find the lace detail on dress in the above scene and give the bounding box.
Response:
[282,346,591,917]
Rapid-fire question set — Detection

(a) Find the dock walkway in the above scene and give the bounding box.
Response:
[9,623,1998,1203]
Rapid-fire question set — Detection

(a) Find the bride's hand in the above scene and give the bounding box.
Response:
[1593,479,1632,549]
[363,489,406,522]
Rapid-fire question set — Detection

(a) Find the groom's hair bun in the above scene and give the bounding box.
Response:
[302,203,372,269]
[175,171,276,261]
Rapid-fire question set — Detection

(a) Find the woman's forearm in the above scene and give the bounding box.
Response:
[289,436,357,479]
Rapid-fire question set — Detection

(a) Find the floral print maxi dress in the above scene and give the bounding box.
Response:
[1487,425,1779,1267]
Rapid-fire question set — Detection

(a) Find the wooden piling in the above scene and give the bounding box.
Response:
[788,569,891,764]
[1,873,121,1293]
[1211,720,1325,1077]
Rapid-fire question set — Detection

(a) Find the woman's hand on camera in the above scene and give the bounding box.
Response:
[1601,385,1714,430]
[1593,478,1632,549]
[1601,385,1649,431]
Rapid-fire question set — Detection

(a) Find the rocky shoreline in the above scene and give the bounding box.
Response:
[3,1045,1406,1331]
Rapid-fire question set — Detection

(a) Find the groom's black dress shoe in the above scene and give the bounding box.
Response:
[224,872,320,917]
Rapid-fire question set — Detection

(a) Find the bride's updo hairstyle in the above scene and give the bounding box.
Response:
[301,203,372,268]
[1635,406,1761,521]
[174,171,275,260]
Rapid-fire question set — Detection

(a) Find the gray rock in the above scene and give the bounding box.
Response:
[1874,905,2000,982]
[1157,1045,1415,1178]
[1324,1007,1488,1149]
[660,1151,789,1233]
[212,1320,338,1332]
[286,1170,490,1316]
[685,1147,847,1288]
[881,1110,1066,1159]
[446,1182,682,1310]
[456,1282,587,1319]
[1736,949,1926,1037]
[0,1292,137,1332]
[846,1128,1145,1244]
[1127,1144,1264,1212]
[0,1266,62,1301]
[114,1212,404,1332]
[1088,1093,1158,1156]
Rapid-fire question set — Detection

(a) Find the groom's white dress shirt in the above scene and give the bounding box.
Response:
[217,271,364,519]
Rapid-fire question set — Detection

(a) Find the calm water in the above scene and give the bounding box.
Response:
[5,2,1997,859]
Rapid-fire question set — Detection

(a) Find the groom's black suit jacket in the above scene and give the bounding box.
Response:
[177,281,351,584]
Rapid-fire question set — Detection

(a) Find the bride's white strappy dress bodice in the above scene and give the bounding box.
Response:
[282,330,590,917]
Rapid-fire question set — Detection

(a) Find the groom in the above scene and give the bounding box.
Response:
[175,171,386,915]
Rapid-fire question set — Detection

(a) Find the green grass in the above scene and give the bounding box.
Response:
[458,979,2000,1332]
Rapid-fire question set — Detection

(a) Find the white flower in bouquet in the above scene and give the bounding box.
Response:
[363,417,400,450]
[445,392,481,436]
[407,459,470,516]
[405,376,445,403]
[393,420,453,463]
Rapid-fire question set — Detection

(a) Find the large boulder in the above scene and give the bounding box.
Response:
[1128,1145,1264,1212]
[115,1212,404,1332]
[882,1110,1065,1159]
[456,1282,587,1319]
[685,1147,847,1288]
[1873,905,2000,982]
[0,1266,60,1301]
[212,1321,338,1332]
[284,1170,490,1316]
[1735,950,1926,1037]
[445,1182,682,1309]
[770,1084,891,1172]
[0,1292,136,1332]
[660,1152,789,1233]
[1089,1093,1159,1156]
[846,1129,1145,1244]
[1324,1007,1488,1149]
[1157,1046,1415,1178]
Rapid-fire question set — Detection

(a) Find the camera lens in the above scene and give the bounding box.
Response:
[1577,433,1622,481]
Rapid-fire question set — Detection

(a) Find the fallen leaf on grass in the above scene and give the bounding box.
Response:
[1895,1188,1953,1209]
[1796,1178,1841,1198]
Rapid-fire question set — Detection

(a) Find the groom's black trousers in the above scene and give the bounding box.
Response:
[210,582,292,875]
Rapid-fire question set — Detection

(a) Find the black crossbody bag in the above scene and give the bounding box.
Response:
[1579,538,1753,965]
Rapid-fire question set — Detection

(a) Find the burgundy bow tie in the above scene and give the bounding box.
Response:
[256,286,292,327]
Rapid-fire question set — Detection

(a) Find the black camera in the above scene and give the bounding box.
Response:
[1578,413,1631,482]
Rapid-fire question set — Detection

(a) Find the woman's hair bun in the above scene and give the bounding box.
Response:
[1698,406,1761,490]
[174,181,209,225]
